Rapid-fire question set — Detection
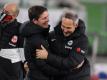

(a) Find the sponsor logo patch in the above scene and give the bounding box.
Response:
[11,35,18,44]
[67,40,73,46]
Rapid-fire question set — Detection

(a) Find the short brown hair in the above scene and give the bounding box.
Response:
[28,5,47,21]
[62,12,78,22]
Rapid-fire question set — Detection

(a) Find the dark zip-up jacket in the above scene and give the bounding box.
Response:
[46,19,90,79]
[20,21,66,80]
[0,19,23,48]
[0,19,24,80]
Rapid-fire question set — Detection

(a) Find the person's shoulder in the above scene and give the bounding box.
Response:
[80,33,88,42]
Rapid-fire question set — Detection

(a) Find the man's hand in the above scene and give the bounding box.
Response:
[36,45,48,59]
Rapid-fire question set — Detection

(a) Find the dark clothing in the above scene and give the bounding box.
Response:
[0,20,23,49]
[77,19,86,34]
[54,74,90,80]
[0,56,16,80]
[46,19,90,80]
[20,21,64,80]
[0,19,24,80]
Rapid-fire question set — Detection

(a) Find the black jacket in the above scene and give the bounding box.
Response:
[0,19,24,80]
[0,56,17,80]
[0,19,23,49]
[46,19,90,79]
[20,21,65,80]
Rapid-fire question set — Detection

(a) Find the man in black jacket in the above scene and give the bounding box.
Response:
[0,3,24,80]
[20,5,65,80]
[36,12,90,80]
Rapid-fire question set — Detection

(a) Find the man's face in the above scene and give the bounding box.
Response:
[36,11,49,28]
[61,17,77,37]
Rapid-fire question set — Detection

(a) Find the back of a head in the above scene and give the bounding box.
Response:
[4,3,19,16]
[0,3,19,24]
[28,5,47,21]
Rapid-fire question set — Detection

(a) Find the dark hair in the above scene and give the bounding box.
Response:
[28,5,47,21]
[62,12,78,22]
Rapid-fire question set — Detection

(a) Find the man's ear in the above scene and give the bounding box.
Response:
[32,19,38,24]
[74,22,78,28]
[75,23,78,28]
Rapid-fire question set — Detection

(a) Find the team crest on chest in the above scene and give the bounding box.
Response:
[67,40,73,46]
[11,35,18,44]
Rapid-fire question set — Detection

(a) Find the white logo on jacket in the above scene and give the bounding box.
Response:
[11,35,18,43]
[9,35,18,47]
[51,38,56,42]
[65,45,72,50]
[67,40,73,46]
[65,40,73,50]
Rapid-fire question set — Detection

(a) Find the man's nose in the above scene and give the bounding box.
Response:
[63,29,68,33]
[47,18,49,22]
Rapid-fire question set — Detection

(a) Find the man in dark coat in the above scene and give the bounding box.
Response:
[0,3,24,80]
[20,5,66,80]
[36,12,90,80]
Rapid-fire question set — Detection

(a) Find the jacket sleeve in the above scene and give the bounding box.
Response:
[47,35,88,71]
[0,24,4,46]
[31,35,67,76]
[35,59,68,76]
